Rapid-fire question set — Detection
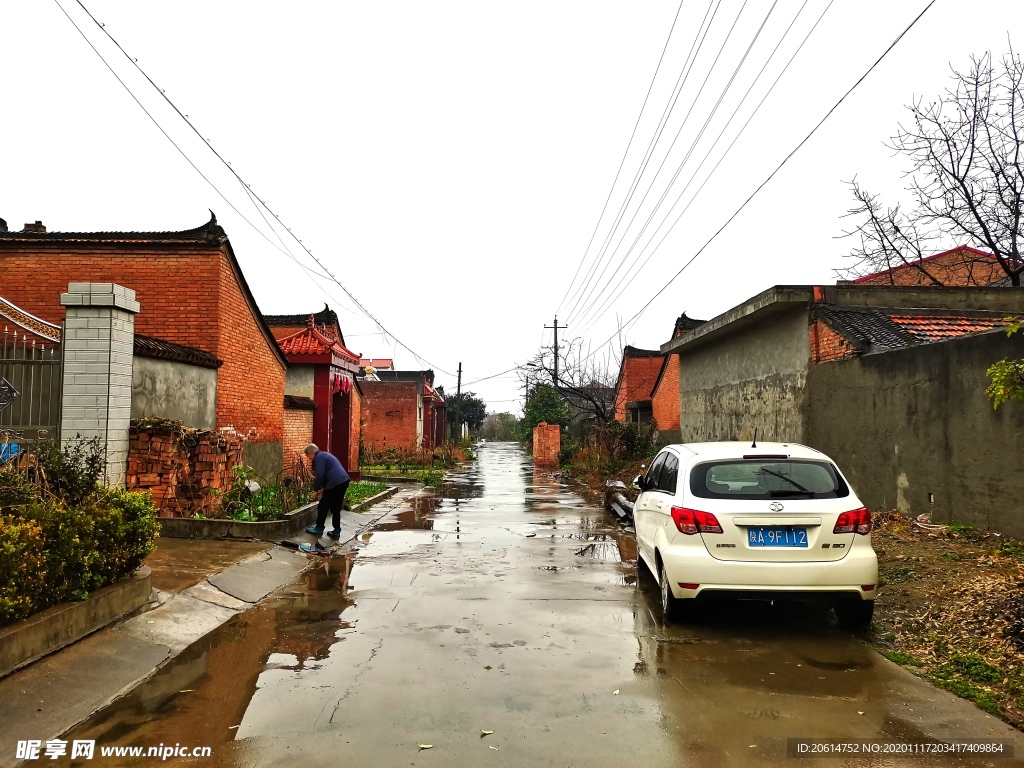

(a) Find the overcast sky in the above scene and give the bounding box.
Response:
[3,1,1022,409]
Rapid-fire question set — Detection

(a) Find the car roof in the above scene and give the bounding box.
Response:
[663,441,827,461]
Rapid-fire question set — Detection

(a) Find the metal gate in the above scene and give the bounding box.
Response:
[0,329,62,465]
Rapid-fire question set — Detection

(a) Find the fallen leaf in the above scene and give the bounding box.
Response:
[489,746,499,751]
[857,711,864,715]
[484,665,493,670]
[481,730,494,735]
[179,689,194,693]
[613,690,619,695]
[228,725,239,730]
[147,620,155,624]
[417,744,433,750]
[769,672,775,675]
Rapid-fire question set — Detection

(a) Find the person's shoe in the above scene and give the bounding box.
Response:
[306,525,325,536]
[326,529,342,540]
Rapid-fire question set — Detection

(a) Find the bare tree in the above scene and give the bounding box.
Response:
[520,337,619,427]
[840,48,1024,287]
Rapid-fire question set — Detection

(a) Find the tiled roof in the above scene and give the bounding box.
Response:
[264,304,340,330]
[673,312,705,335]
[134,335,222,369]
[816,305,1010,351]
[0,295,61,343]
[622,345,663,358]
[283,395,317,411]
[887,312,1008,342]
[0,211,226,244]
[359,358,394,369]
[275,319,360,364]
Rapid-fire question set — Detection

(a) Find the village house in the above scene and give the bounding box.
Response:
[358,370,446,453]
[0,214,288,476]
[659,282,1024,536]
[263,307,363,478]
[843,244,1009,287]
[612,313,704,442]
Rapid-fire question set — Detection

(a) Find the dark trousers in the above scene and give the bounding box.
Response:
[316,481,349,530]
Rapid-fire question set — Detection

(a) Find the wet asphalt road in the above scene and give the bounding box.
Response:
[65,443,1019,767]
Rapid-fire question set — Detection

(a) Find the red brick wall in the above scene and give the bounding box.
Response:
[651,355,680,431]
[283,408,314,475]
[0,242,285,442]
[214,253,284,441]
[614,355,664,420]
[128,425,244,517]
[533,422,560,467]
[809,319,860,364]
[348,384,361,473]
[854,248,1005,287]
[359,380,420,452]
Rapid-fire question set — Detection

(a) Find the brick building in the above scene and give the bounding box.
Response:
[359,370,446,453]
[612,346,664,423]
[848,245,1008,287]
[650,313,704,442]
[264,310,363,477]
[0,214,288,475]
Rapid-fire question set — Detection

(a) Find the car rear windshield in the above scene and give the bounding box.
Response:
[689,459,850,500]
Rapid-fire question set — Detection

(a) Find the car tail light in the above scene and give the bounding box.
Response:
[671,507,723,535]
[834,507,872,535]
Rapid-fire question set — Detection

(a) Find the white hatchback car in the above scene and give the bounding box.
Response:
[633,442,878,628]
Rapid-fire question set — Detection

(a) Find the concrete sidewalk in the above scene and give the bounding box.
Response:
[0,485,421,764]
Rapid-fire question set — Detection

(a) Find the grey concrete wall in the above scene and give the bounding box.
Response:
[59,283,139,486]
[284,365,315,398]
[677,306,810,444]
[807,330,1024,535]
[131,357,217,429]
[243,441,284,479]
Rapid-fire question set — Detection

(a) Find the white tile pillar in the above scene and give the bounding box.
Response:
[59,283,140,486]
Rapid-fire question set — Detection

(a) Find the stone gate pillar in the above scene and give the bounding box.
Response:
[59,283,139,486]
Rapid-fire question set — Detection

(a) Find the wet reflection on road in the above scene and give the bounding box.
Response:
[61,443,1020,767]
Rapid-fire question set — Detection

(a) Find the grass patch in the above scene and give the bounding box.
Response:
[346,481,388,509]
[879,565,916,586]
[881,650,924,666]
[931,675,1001,715]
[936,653,1002,683]
[946,523,975,533]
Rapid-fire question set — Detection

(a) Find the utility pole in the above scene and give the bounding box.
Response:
[544,316,567,390]
[455,362,462,440]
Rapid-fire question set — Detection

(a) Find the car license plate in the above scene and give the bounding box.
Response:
[748,527,808,547]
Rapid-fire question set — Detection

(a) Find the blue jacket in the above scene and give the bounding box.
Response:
[311,450,350,491]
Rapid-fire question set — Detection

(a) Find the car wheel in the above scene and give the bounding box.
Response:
[659,560,685,623]
[834,596,874,630]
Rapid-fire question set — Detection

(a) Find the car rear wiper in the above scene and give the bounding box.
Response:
[759,468,811,493]
[768,489,817,497]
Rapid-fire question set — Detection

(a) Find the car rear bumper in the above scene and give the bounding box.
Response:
[659,543,878,601]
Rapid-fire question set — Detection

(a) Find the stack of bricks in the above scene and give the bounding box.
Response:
[127,425,244,517]
[532,422,561,467]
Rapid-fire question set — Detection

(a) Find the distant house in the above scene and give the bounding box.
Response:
[359,370,446,453]
[0,214,288,476]
[359,358,394,377]
[612,347,664,423]
[847,245,1007,287]
[264,308,363,477]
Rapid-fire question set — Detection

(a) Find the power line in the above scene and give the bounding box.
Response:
[572,0,782,331]
[554,0,687,315]
[575,0,826,337]
[563,0,724,322]
[573,0,938,365]
[58,0,453,376]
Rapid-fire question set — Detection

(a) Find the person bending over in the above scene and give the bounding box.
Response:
[304,443,350,539]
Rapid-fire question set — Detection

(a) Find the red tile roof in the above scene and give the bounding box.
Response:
[887,312,1007,342]
[276,318,360,364]
[359,358,394,369]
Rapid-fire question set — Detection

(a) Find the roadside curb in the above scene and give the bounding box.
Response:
[0,567,153,680]
[0,484,422,766]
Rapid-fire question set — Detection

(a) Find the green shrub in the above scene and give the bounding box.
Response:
[0,441,159,626]
[0,517,45,624]
[217,465,312,522]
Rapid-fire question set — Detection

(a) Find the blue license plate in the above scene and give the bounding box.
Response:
[748,527,808,547]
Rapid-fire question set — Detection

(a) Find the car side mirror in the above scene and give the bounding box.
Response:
[632,474,646,491]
